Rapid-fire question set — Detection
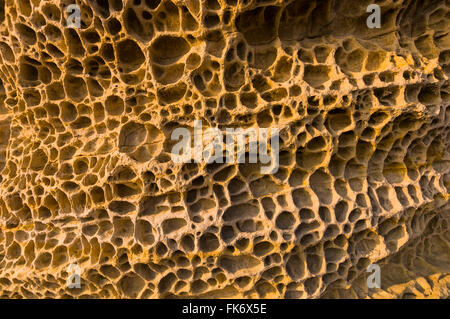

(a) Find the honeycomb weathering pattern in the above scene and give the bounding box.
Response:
[0,0,449,299]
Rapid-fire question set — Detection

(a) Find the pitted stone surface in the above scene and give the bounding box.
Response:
[0,0,449,298]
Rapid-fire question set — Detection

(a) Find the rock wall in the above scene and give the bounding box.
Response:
[0,0,449,298]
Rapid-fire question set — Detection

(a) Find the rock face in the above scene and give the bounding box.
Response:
[0,0,449,299]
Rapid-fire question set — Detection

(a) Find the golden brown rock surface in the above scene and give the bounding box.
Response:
[0,0,449,299]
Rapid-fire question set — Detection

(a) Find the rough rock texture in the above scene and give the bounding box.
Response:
[0,0,449,299]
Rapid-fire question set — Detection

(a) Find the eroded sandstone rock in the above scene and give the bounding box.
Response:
[0,0,449,299]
